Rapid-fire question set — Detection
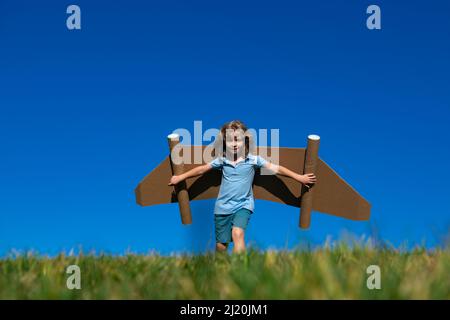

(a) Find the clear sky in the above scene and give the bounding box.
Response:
[1,0,449,255]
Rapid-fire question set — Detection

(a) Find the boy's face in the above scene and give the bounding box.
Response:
[224,129,245,157]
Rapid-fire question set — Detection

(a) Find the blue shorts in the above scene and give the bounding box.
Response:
[214,208,252,244]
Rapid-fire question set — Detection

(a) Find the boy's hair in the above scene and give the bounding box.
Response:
[217,120,251,158]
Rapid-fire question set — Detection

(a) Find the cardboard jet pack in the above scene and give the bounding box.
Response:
[135,134,370,229]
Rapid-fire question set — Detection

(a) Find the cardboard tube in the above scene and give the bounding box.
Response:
[299,135,320,229]
[168,133,192,225]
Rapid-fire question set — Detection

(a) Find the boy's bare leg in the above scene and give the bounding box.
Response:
[216,242,228,252]
[231,227,246,253]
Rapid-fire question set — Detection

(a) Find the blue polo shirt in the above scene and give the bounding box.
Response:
[208,153,267,215]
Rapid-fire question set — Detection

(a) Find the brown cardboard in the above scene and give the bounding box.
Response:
[299,135,320,229]
[167,134,192,224]
[135,141,371,227]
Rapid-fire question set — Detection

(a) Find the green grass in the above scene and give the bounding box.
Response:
[1,243,449,299]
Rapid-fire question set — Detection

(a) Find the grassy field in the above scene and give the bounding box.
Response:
[0,243,449,299]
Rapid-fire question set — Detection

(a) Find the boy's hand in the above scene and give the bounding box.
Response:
[168,175,183,186]
[297,173,317,186]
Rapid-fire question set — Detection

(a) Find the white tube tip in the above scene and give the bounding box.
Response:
[308,134,320,141]
[167,133,180,140]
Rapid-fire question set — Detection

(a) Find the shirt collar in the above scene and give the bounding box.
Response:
[222,154,253,165]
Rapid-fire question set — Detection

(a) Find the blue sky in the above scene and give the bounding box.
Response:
[1,0,449,255]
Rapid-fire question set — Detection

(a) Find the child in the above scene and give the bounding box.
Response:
[168,120,316,253]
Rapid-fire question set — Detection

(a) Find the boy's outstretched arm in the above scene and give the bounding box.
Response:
[168,163,213,186]
[262,162,317,185]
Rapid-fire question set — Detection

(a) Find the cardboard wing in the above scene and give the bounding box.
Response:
[135,144,371,228]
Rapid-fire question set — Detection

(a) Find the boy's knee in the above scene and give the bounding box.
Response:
[232,227,244,241]
[216,242,228,252]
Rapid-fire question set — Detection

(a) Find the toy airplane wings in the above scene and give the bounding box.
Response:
[135,134,371,229]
